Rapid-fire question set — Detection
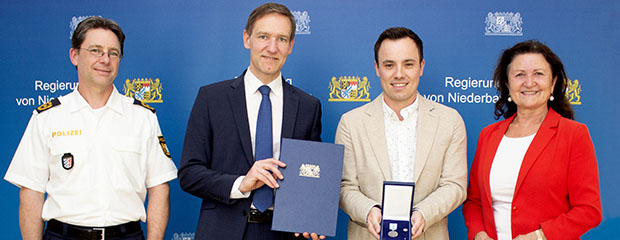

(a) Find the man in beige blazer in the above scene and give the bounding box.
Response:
[336,27,467,240]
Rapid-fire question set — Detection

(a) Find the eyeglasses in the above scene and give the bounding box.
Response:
[78,48,123,59]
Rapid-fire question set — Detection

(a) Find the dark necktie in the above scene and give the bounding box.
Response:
[253,85,273,212]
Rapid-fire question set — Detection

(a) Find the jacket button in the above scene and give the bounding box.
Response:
[242,210,248,216]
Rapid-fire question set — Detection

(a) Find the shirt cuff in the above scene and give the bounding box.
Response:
[230,176,251,199]
[412,207,426,220]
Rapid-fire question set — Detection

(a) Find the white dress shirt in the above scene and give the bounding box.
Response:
[489,134,535,240]
[381,96,418,181]
[230,69,284,199]
[4,87,178,226]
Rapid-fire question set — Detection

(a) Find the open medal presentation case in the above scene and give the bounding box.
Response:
[380,181,415,240]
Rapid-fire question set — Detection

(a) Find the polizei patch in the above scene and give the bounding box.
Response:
[61,153,74,170]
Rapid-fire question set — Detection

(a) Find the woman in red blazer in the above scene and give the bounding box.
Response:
[463,40,602,240]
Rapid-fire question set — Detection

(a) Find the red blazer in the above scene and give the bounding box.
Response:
[463,109,602,240]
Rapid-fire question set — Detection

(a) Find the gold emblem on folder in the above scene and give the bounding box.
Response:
[299,164,320,178]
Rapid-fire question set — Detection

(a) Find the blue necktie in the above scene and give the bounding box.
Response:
[254,85,273,212]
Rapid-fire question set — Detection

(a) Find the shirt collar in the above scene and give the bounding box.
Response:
[381,95,419,121]
[244,67,283,97]
[67,85,124,114]
[105,87,124,114]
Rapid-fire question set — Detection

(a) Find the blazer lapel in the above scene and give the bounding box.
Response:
[363,95,391,180]
[514,110,560,194]
[414,95,438,183]
[228,72,254,165]
[481,116,513,206]
[281,78,299,139]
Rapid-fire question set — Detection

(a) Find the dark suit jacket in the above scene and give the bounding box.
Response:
[178,71,322,240]
[463,109,602,240]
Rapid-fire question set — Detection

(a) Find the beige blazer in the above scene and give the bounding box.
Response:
[336,93,468,240]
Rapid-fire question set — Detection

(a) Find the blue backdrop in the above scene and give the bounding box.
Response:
[1,0,618,239]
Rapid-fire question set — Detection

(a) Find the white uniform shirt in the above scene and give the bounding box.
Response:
[489,134,535,240]
[382,96,418,181]
[4,87,178,227]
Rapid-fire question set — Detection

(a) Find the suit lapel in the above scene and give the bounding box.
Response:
[228,72,254,165]
[363,95,391,180]
[281,78,299,139]
[514,110,560,194]
[414,95,438,183]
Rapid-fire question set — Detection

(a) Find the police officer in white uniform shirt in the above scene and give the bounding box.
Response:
[4,16,177,240]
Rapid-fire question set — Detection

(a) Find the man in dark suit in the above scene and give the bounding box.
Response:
[179,3,323,240]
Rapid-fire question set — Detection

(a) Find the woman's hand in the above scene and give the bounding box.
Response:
[474,231,494,240]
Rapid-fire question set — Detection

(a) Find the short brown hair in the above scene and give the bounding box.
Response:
[374,27,423,64]
[245,3,296,41]
[71,16,125,56]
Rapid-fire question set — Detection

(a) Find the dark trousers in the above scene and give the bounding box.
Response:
[242,221,307,240]
[43,228,145,240]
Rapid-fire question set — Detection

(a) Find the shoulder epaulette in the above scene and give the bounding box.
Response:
[133,99,156,113]
[36,98,61,113]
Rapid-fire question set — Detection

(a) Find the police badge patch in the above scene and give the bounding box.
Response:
[36,98,61,113]
[61,153,74,170]
[158,136,172,159]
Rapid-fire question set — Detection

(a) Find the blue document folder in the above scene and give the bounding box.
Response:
[271,138,344,236]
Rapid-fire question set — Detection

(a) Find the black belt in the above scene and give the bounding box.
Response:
[248,209,273,223]
[46,219,142,240]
